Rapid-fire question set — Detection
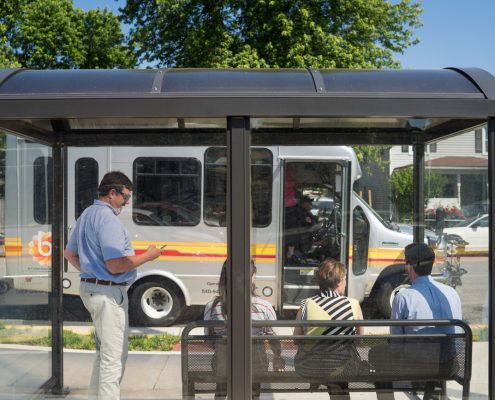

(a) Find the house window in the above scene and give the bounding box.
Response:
[475,128,487,154]
[401,144,437,154]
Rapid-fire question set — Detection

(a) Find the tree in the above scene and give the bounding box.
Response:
[121,0,422,68]
[0,0,135,69]
[80,8,136,69]
[0,24,20,68]
[390,166,447,222]
[121,0,421,167]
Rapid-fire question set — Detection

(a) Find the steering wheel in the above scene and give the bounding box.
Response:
[313,204,341,246]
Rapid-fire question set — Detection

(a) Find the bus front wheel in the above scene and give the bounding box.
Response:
[129,279,184,327]
[375,274,409,318]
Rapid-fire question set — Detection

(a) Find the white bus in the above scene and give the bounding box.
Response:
[3,136,431,325]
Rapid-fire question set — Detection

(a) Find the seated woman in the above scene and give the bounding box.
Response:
[204,260,284,399]
[294,259,364,400]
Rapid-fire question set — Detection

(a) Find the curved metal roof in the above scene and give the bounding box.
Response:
[0,67,493,147]
[0,67,493,98]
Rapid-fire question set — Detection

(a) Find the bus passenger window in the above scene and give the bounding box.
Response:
[75,158,98,219]
[33,156,52,225]
[204,147,273,227]
[352,206,370,276]
[133,157,201,226]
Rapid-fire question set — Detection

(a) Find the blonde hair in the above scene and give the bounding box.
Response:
[316,259,347,291]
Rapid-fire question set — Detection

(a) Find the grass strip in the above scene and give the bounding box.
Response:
[0,327,179,351]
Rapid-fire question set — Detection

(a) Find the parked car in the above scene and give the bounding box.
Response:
[394,223,438,247]
[443,214,488,253]
[461,200,489,219]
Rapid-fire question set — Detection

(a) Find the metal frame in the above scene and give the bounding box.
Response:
[489,117,495,400]
[182,319,473,399]
[227,117,252,399]
[0,68,493,399]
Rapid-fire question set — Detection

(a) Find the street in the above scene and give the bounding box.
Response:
[445,256,489,325]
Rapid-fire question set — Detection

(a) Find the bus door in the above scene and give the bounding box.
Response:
[64,148,107,293]
[281,159,350,307]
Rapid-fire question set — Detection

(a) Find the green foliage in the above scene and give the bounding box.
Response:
[0,0,135,69]
[425,168,448,200]
[353,145,391,173]
[0,326,179,351]
[390,166,447,222]
[79,8,136,69]
[128,334,179,351]
[121,0,422,68]
[390,166,413,221]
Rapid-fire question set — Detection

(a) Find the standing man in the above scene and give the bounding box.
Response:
[372,242,462,400]
[64,171,162,400]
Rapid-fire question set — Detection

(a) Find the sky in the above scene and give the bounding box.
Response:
[74,0,495,75]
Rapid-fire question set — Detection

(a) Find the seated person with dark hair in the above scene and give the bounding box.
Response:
[287,196,319,264]
[370,242,462,400]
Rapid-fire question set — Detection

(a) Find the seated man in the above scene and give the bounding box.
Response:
[371,242,462,400]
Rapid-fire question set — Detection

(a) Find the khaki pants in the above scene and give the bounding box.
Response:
[80,281,129,400]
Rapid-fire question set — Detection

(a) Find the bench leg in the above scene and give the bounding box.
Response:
[375,382,395,400]
[327,383,351,400]
[423,381,446,400]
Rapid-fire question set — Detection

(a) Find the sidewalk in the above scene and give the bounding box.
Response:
[60,341,489,400]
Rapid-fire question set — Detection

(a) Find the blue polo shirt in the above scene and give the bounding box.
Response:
[390,276,462,335]
[66,200,136,283]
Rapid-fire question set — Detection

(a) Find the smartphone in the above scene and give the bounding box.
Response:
[160,244,167,249]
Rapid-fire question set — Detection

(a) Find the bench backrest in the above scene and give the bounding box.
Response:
[181,319,472,394]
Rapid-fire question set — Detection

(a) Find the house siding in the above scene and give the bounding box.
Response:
[389,129,488,173]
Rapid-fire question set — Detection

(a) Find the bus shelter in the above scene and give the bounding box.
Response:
[0,68,494,399]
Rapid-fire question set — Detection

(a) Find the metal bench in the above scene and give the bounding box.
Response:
[181,319,472,399]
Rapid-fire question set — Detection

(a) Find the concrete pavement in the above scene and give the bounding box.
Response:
[61,341,488,400]
[0,322,489,399]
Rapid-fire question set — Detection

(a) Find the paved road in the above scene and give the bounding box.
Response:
[454,257,489,325]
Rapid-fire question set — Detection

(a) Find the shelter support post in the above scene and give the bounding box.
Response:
[50,139,69,396]
[413,141,425,243]
[227,117,252,400]
[489,117,495,400]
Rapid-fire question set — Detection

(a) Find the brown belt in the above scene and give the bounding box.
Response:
[81,277,128,286]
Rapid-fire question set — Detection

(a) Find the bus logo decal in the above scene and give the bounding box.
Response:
[28,231,52,266]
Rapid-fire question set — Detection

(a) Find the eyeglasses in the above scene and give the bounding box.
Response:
[116,190,131,202]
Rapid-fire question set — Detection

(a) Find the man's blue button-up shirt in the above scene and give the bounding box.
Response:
[66,199,136,283]
[391,275,462,335]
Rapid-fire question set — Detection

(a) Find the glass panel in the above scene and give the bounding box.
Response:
[33,156,52,224]
[1,134,51,396]
[69,117,227,130]
[424,128,488,397]
[204,147,273,227]
[133,157,201,226]
[162,69,314,93]
[75,158,98,219]
[282,159,348,306]
[352,206,370,276]
[252,119,488,399]
[64,132,227,399]
[320,69,483,95]
[0,69,157,94]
